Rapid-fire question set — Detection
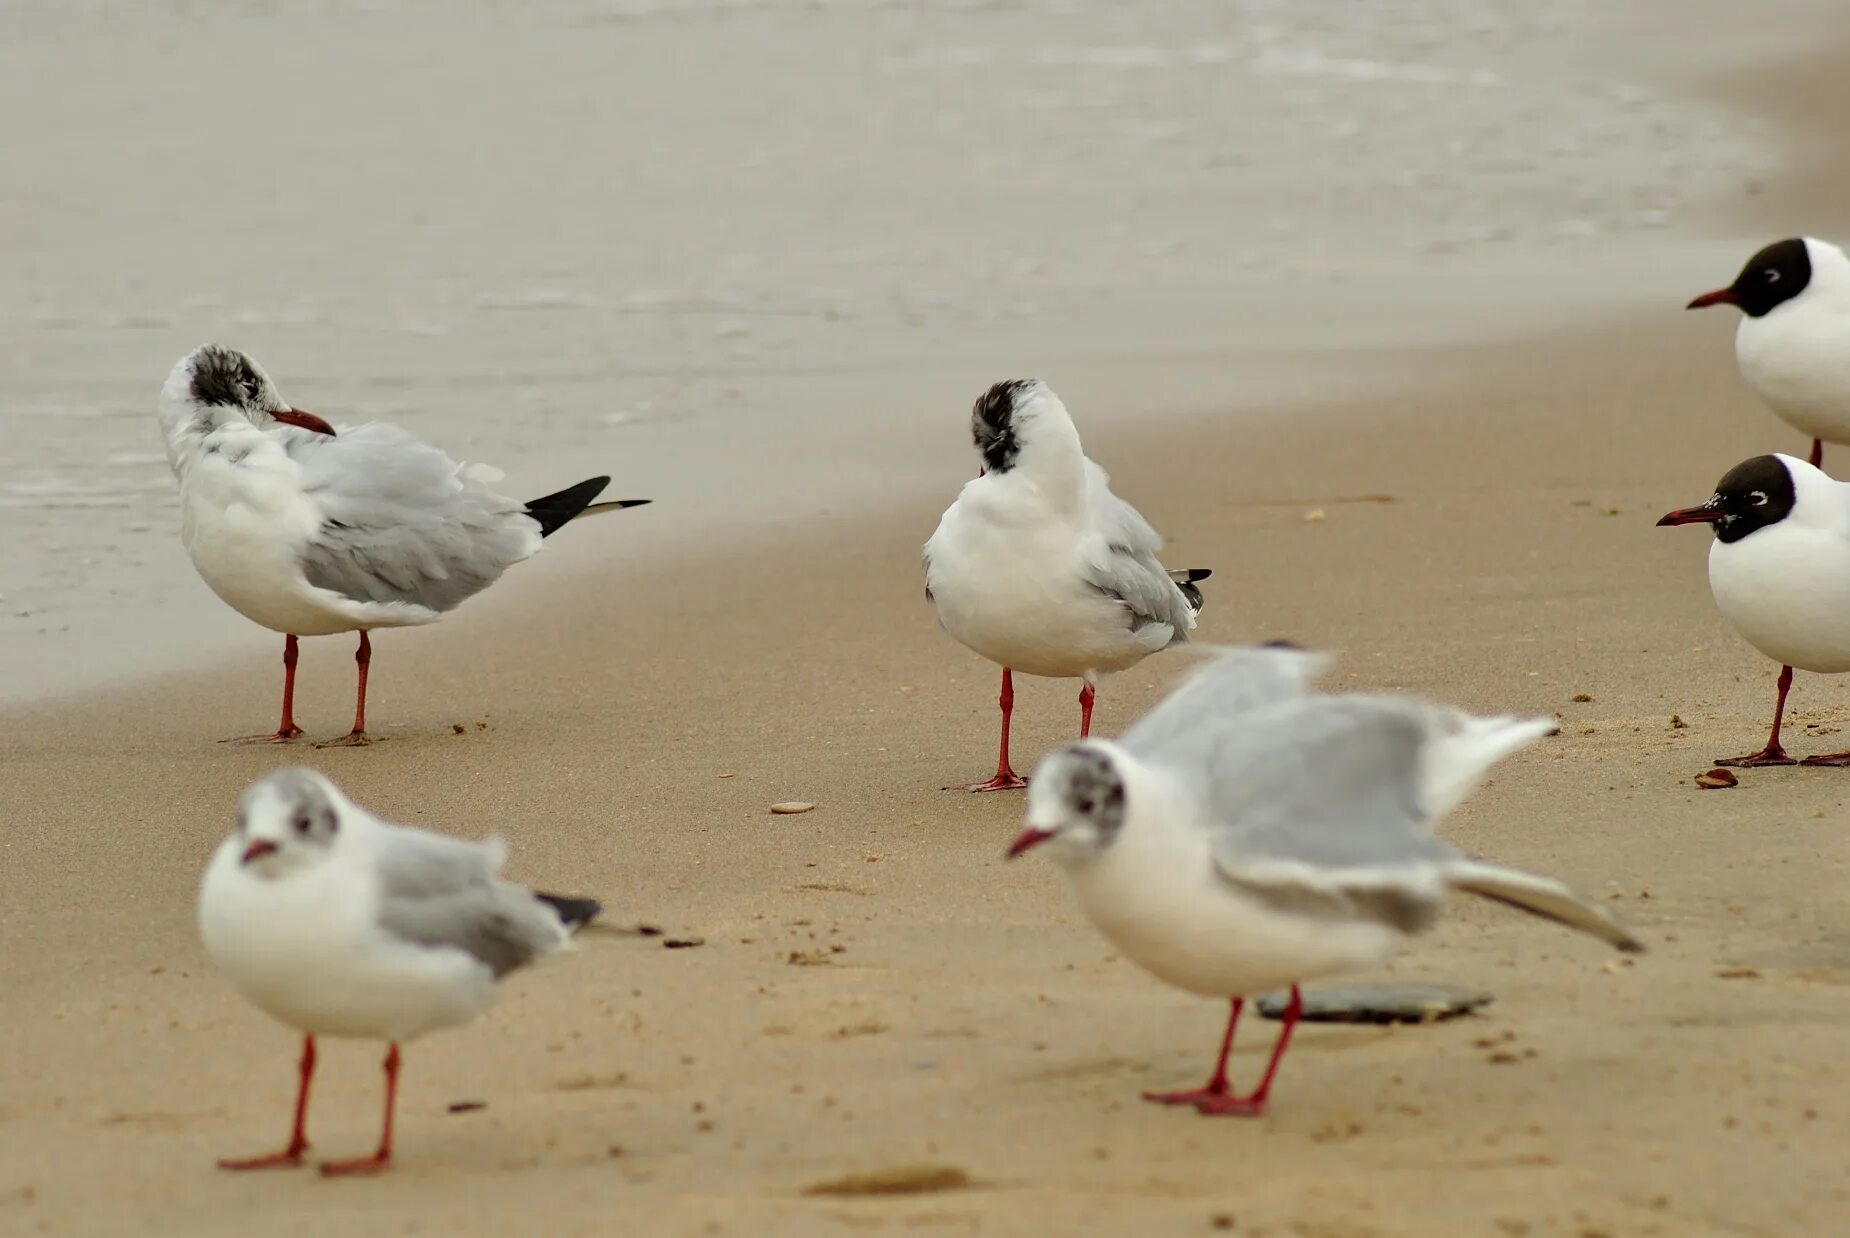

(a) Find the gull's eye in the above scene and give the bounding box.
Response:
[1750,491,1768,507]
[1765,269,1781,283]
[292,813,312,835]
[1075,797,1095,815]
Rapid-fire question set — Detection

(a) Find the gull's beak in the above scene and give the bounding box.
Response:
[1006,827,1055,859]
[241,839,280,866]
[1656,502,1723,527]
[1686,287,1739,310]
[271,406,337,436]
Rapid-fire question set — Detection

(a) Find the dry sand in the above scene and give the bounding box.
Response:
[7,4,1850,1238]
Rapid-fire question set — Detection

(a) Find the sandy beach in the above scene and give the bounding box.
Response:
[6,2,1850,1236]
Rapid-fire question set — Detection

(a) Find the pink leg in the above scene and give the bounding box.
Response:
[1078,682,1096,739]
[1143,997,1241,1106]
[1810,438,1824,469]
[1716,664,1797,767]
[219,1034,316,1170]
[315,632,373,748]
[946,667,1029,792]
[221,635,306,744]
[320,1043,399,1177]
[1195,986,1301,1117]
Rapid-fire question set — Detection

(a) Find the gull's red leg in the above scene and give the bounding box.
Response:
[1717,664,1798,767]
[1078,681,1096,739]
[1196,986,1301,1116]
[219,1034,316,1170]
[946,667,1029,792]
[1143,997,1241,1106]
[1811,438,1824,469]
[315,631,373,748]
[320,1043,399,1177]
[221,635,306,744]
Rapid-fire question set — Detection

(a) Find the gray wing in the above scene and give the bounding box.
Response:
[371,826,567,978]
[1078,460,1197,642]
[286,424,538,613]
[1120,645,1329,758]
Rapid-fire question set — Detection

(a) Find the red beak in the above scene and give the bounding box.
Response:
[1686,288,1739,310]
[272,406,336,436]
[241,839,279,866]
[1657,504,1722,527]
[1006,827,1055,859]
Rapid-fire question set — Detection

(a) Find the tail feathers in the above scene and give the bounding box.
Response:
[525,477,611,537]
[535,892,603,931]
[1446,861,1643,953]
[1168,567,1212,614]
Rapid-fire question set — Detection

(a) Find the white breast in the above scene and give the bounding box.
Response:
[1737,305,1850,446]
[1066,819,1406,999]
[198,841,497,1042]
[925,489,1166,680]
[1709,528,1850,672]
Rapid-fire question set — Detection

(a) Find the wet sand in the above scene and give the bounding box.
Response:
[6,3,1850,1237]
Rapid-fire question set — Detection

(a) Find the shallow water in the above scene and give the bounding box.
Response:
[0,0,1820,699]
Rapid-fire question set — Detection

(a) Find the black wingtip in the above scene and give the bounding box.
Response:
[525,477,612,537]
[1180,568,1211,583]
[535,892,603,931]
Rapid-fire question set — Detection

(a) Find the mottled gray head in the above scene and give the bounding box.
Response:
[1009,743,1128,864]
[970,378,1049,474]
[165,345,335,435]
[234,767,344,876]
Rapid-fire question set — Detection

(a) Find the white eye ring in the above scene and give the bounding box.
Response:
[1750,491,1769,506]
[1766,269,1781,282]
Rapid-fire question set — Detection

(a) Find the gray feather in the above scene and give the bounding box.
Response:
[1080,463,1198,642]
[373,830,567,978]
[287,423,538,613]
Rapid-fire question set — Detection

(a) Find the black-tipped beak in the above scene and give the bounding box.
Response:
[241,839,279,866]
[1006,827,1055,859]
[272,406,337,436]
[1657,503,1723,527]
[1686,287,1739,310]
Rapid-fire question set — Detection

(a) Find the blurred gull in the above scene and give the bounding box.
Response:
[198,768,602,1175]
[923,379,1210,791]
[157,345,649,745]
[1008,645,1641,1116]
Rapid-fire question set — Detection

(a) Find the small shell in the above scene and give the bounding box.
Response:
[770,802,816,815]
[1694,768,1738,790]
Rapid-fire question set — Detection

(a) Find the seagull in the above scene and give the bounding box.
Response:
[198,767,602,1175]
[1657,452,1850,765]
[156,345,650,745]
[922,379,1211,791]
[1006,645,1641,1116]
[1688,236,1850,469]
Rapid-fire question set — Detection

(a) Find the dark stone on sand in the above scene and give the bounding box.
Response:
[1256,984,1494,1024]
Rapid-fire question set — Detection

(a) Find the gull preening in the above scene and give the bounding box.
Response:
[923,379,1210,791]
[198,768,602,1175]
[1689,236,1850,469]
[157,345,650,745]
[1658,452,1850,765]
[1007,645,1640,1116]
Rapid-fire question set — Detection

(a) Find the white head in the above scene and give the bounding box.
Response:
[1008,740,1142,867]
[969,378,1081,476]
[159,344,335,439]
[231,767,348,880]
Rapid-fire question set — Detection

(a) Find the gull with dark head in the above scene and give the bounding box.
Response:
[1658,451,1850,765]
[1007,645,1640,1116]
[1689,237,1850,468]
[923,379,1211,791]
[198,767,602,1175]
[157,345,650,745]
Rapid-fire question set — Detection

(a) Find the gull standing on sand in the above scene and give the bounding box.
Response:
[157,345,650,745]
[199,768,602,1175]
[923,379,1211,791]
[1689,237,1850,469]
[1658,452,1850,765]
[1007,645,1641,1116]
